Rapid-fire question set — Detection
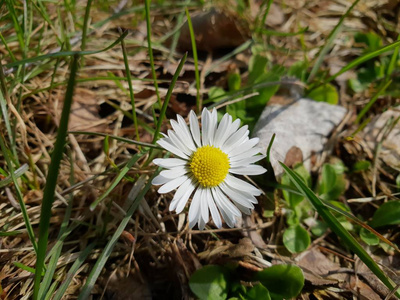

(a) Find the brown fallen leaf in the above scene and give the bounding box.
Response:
[178,8,249,52]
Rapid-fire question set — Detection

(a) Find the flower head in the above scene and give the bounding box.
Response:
[152,108,266,229]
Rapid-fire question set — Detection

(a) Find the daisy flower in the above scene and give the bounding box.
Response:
[152,108,267,229]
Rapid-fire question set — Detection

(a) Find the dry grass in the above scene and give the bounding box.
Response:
[0,0,399,299]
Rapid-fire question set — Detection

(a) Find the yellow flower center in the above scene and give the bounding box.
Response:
[190,146,230,187]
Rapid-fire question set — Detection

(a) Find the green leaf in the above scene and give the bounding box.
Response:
[282,163,310,208]
[360,227,379,246]
[319,164,347,201]
[254,264,304,299]
[320,164,337,195]
[307,83,338,104]
[280,162,399,296]
[228,73,241,91]
[355,32,383,53]
[248,54,268,83]
[310,220,328,237]
[352,160,371,172]
[189,265,229,300]
[283,225,311,253]
[245,284,271,300]
[288,61,308,82]
[370,201,400,228]
[208,87,226,100]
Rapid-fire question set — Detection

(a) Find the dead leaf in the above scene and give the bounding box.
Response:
[296,247,346,286]
[178,8,249,52]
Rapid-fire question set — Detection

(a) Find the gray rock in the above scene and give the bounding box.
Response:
[254,98,347,176]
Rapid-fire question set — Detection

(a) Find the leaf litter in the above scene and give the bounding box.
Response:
[0,0,399,299]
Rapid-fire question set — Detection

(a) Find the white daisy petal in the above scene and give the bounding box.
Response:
[189,188,202,228]
[230,165,267,176]
[152,175,170,186]
[158,175,188,194]
[199,188,209,224]
[201,108,209,146]
[189,110,201,147]
[157,139,188,159]
[221,125,249,153]
[169,177,192,211]
[168,130,192,156]
[171,119,196,151]
[198,215,206,230]
[204,188,221,228]
[177,115,197,151]
[219,182,255,209]
[229,137,260,158]
[213,113,230,148]
[175,181,196,213]
[218,116,241,148]
[230,155,266,168]
[224,174,262,196]
[213,187,241,217]
[212,187,240,227]
[170,178,196,213]
[160,166,188,179]
[229,147,263,162]
[208,108,218,145]
[153,158,187,169]
[234,202,252,215]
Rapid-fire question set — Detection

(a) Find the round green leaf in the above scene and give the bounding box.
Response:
[360,227,379,246]
[245,284,271,300]
[283,225,310,253]
[307,83,339,104]
[352,160,371,172]
[254,264,304,299]
[189,265,228,300]
[370,201,400,228]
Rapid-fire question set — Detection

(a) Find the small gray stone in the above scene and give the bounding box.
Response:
[254,98,347,176]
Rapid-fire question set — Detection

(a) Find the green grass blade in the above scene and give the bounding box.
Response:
[120,29,140,143]
[52,242,97,300]
[386,34,400,77]
[0,134,37,252]
[280,162,399,296]
[5,31,128,69]
[78,174,154,299]
[39,150,76,299]
[308,0,360,82]
[38,243,62,299]
[0,69,15,147]
[323,39,400,85]
[5,0,25,50]
[259,27,308,37]
[13,262,44,275]
[185,8,201,112]
[0,32,17,62]
[33,54,80,300]
[0,163,28,188]
[89,152,144,210]
[152,52,187,144]
[81,0,93,51]
[144,0,161,107]
[256,0,273,33]
[0,230,22,236]
[355,79,392,124]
